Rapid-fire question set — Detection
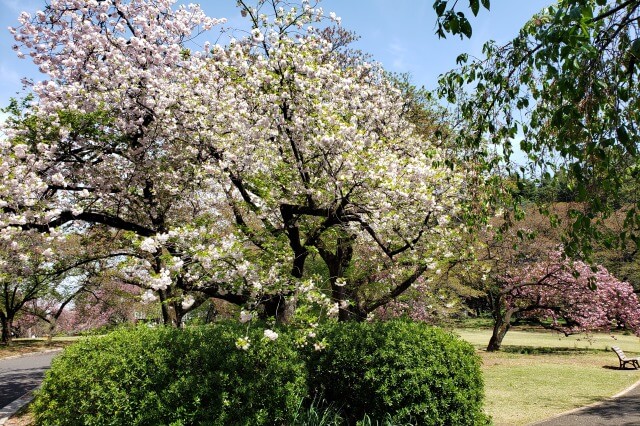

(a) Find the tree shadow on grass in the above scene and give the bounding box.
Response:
[501,346,603,355]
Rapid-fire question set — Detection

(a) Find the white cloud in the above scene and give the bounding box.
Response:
[387,40,408,71]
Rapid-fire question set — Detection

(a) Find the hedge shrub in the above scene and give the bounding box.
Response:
[307,320,489,425]
[32,323,307,426]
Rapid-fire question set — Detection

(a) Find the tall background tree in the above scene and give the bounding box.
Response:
[437,0,640,259]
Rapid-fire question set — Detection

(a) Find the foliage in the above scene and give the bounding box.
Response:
[432,0,491,39]
[0,0,483,325]
[32,323,307,425]
[438,0,640,259]
[307,319,489,425]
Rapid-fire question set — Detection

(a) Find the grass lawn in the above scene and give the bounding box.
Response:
[454,327,640,425]
[0,337,78,359]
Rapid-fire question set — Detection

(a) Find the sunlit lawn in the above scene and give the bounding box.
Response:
[454,327,640,425]
[0,337,79,359]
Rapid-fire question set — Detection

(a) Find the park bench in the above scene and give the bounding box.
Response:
[612,346,640,369]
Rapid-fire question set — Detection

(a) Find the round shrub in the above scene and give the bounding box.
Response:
[32,323,307,425]
[307,319,489,425]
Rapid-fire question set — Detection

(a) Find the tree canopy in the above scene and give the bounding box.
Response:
[0,0,480,327]
[437,0,640,259]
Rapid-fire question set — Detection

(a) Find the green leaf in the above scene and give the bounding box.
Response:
[470,0,480,16]
[569,6,582,21]
[617,125,630,145]
[631,38,640,59]
[456,53,469,64]
[616,125,637,155]
[434,0,447,17]
[460,17,473,38]
[481,0,490,10]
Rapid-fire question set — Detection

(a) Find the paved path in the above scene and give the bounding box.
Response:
[0,352,58,409]
[533,380,640,426]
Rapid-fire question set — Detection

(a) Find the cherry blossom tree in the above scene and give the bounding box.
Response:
[2,0,479,325]
[3,0,258,325]
[0,229,117,343]
[487,250,640,351]
[196,1,481,320]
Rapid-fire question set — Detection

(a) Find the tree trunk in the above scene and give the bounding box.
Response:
[158,290,176,326]
[1,315,14,346]
[205,302,217,324]
[1,315,9,345]
[46,318,57,345]
[318,235,356,322]
[261,294,296,323]
[487,307,516,352]
[339,303,367,321]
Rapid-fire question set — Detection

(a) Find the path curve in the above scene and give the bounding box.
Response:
[0,351,59,409]
[533,378,640,426]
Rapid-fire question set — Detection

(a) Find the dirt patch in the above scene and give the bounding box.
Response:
[4,403,35,426]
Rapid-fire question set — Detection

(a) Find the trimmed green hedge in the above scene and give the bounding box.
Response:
[307,320,489,425]
[32,323,307,425]
[33,320,488,425]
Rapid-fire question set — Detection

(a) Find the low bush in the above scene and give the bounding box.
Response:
[307,319,489,425]
[32,323,307,425]
[33,320,488,425]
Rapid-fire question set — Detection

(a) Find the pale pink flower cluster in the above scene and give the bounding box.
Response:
[503,251,640,335]
[1,0,474,325]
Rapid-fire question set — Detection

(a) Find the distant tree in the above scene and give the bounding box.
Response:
[488,251,640,351]
[0,228,129,344]
[0,231,73,344]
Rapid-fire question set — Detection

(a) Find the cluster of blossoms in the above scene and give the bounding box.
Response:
[503,251,640,335]
[1,0,479,330]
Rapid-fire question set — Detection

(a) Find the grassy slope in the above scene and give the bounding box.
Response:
[455,327,640,425]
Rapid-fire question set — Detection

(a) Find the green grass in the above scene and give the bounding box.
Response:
[453,327,640,425]
[0,337,80,359]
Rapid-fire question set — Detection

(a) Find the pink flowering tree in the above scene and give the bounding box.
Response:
[2,0,242,326]
[2,0,478,326]
[0,229,121,344]
[487,251,640,351]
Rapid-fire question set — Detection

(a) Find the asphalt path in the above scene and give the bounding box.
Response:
[0,351,58,409]
[533,379,640,426]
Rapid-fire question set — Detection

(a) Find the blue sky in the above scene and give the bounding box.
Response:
[0,0,552,117]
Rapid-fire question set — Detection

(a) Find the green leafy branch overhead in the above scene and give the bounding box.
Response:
[437,0,640,258]
[433,0,491,38]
